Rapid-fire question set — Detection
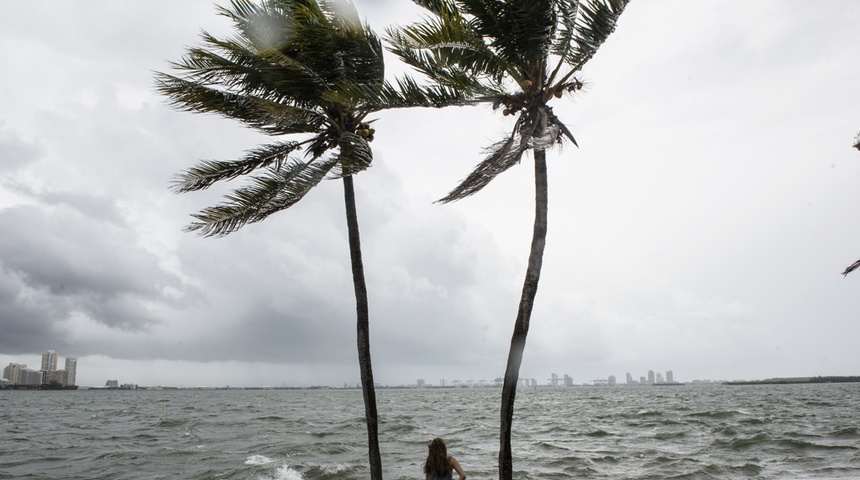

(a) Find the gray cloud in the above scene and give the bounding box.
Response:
[0,123,44,172]
[1,0,859,387]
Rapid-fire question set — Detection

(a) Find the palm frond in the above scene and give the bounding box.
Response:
[171,141,304,193]
[563,0,629,74]
[328,75,477,110]
[437,116,538,203]
[386,6,511,89]
[546,0,579,85]
[460,0,555,75]
[155,73,327,134]
[843,259,860,276]
[185,155,339,237]
[163,0,390,238]
[411,0,452,16]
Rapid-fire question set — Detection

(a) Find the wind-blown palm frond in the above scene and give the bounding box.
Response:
[565,0,628,72]
[328,75,475,110]
[389,0,629,205]
[386,9,510,88]
[460,0,555,72]
[438,115,539,203]
[155,74,326,134]
[843,259,860,276]
[171,141,304,193]
[185,155,338,237]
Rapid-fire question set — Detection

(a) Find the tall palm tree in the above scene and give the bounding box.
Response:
[386,1,629,478]
[155,1,388,477]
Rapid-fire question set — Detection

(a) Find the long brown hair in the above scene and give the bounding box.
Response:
[424,437,451,476]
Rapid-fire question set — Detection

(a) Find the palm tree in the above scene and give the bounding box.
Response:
[386,1,629,478]
[155,1,388,477]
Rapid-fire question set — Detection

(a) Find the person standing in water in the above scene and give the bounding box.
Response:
[424,437,467,480]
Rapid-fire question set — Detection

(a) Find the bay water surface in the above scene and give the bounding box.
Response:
[2,383,860,479]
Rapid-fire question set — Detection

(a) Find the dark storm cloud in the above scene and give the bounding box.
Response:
[0,201,189,351]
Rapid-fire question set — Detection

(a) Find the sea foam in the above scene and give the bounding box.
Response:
[245,454,275,466]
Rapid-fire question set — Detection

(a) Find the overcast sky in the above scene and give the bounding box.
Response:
[1,1,858,388]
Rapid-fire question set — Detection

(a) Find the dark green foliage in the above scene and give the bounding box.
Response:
[389,0,629,203]
[155,0,385,237]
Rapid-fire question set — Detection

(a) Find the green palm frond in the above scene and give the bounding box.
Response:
[438,116,540,203]
[388,0,628,204]
[155,74,326,134]
[171,141,304,193]
[386,9,510,89]
[562,0,628,74]
[460,0,555,75]
[411,0,451,16]
[176,32,329,105]
[185,155,339,237]
[328,75,476,110]
[159,0,388,236]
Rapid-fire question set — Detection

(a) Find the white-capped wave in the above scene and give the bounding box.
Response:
[245,454,275,466]
[322,464,350,474]
[272,464,303,480]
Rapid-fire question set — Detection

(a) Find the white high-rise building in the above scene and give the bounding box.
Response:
[65,356,78,386]
[666,370,674,383]
[41,350,58,372]
[3,363,24,384]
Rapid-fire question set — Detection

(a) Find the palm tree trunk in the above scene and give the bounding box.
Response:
[499,149,548,480]
[343,175,383,480]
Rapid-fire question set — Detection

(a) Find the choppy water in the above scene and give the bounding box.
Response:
[2,384,860,479]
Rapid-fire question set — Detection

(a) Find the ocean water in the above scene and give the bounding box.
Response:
[2,383,860,480]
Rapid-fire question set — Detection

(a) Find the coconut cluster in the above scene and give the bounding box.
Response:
[356,122,375,142]
[499,78,584,116]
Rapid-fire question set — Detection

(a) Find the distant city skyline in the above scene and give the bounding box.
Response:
[2,349,77,388]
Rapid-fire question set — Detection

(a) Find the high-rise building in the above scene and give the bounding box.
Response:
[3,363,24,384]
[608,375,617,386]
[19,367,43,385]
[656,372,664,384]
[563,374,573,387]
[647,370,655,385]
[550,373,559,387]
[666,370,674,383]
[41,350,58,372]
[416,379,425,387]
[45,369,68,385]
[65,356,78,386]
